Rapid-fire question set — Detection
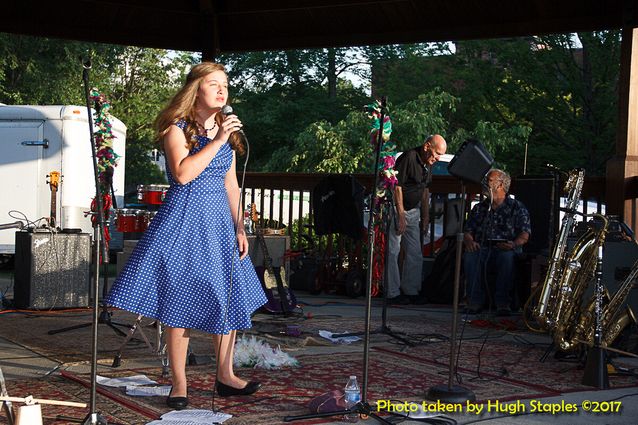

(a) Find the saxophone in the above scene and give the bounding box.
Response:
[576,258,638,348]
[551,214,608,351]
[534,169,585,328]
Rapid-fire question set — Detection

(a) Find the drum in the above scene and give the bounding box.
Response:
[137,210,157,233]
[115,209,142,233]
[137,184,169,205]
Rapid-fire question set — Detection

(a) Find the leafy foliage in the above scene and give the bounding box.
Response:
[0,31,621,180]
[0,34,198,193]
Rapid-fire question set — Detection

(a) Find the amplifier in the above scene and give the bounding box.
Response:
[14,231,91,309]
[247,235,290,285]
[566,238,638,314]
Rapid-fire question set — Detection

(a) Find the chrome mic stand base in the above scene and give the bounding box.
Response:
[582,346,610,389]
[82,412,108,425]
[426,384,476,404]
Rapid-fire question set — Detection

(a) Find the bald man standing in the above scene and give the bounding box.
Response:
[387,135,447,305]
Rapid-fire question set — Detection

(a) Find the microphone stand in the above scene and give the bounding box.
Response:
[284,97,393,424]
[80,57,109,425]
[332,189,413,346]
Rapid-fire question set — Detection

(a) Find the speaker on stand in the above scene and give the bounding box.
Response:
[427,138,494,403]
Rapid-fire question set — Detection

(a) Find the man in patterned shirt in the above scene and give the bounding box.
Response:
[463,169,531,316]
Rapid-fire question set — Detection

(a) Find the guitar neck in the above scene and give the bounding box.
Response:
[50,189,57,227]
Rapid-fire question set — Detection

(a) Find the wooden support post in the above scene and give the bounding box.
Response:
[606,27,638,232]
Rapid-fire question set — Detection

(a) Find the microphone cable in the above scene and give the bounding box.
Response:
[211,108,250,413]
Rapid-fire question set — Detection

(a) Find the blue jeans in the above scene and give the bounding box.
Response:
[463,247,516,308]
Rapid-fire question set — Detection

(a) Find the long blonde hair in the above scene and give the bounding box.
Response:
[154,62,244,155]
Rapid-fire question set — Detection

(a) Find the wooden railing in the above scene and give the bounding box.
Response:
[241,173,614,252]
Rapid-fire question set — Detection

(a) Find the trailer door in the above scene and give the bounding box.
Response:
[0,121,45,254]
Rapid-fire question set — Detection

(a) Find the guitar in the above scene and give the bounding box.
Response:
[250,204,297,314]
[46,171,61,228]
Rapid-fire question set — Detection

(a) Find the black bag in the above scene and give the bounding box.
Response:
[422,237,462,304]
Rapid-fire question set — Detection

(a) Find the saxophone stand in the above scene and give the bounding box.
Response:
[581,243,610,389]
[284,98,394,424]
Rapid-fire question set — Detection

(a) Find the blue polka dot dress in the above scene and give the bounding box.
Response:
[107,121,267,334]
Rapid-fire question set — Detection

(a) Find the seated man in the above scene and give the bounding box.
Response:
[462,169,530,315]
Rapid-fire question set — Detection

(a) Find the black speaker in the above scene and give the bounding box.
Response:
[447,139,494,184]
[312,174,365,239]
[513,175,558,255]
[14,231,91,309]
[599,241,638,315]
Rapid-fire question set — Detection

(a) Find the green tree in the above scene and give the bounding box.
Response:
[278,89,531,174]
[219,48,369,170]
[0,34,199,193]
[450,33,620,175]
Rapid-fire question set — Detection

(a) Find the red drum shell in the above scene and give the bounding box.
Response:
[115,209,141,232]
[137,210,157,233]
[140,184,169,205]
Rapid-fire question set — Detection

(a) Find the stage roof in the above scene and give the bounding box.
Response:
[2,1,636,54]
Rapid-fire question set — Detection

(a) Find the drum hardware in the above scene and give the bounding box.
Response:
[112,315,170,377]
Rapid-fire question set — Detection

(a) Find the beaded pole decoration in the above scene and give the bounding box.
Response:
[365,100,397,296]
[89,88,121,250]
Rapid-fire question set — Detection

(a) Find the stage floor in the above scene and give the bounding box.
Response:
[1,275,637,424]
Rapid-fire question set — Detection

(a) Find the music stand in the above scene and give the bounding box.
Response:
[426,139,493,403]
[329,188,414,347]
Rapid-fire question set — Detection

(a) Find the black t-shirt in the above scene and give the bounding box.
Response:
[395,147,432,210]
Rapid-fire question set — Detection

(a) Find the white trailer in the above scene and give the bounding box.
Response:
[0,105,126,254]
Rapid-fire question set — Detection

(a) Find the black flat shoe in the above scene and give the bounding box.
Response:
[216,380,261,397]
[166,387,188,410]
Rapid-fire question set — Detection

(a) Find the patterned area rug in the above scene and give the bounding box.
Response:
[376,337,638,396]
[0,309,449,363]
[63,350,551,425]
[0,374,151,424]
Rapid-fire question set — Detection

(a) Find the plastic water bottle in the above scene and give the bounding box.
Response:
[343,375,360,423]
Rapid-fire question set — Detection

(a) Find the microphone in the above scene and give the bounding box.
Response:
[0,221,24,231]
[220,105,246,137]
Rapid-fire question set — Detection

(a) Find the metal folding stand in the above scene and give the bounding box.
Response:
[331,202,413,347]
[47,260,132,337]
[284,98,393,424]
[111,315,169,376]
[0,367,14,425]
